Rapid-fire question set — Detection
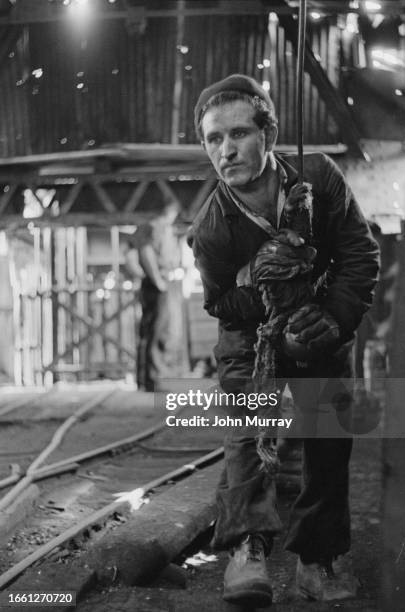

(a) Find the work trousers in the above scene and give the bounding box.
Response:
[137,280,170,391]
[212,340,353,563]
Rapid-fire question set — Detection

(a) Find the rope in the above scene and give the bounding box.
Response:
[254,0,311,473]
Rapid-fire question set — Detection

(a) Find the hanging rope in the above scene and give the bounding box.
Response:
[254,0,314,474]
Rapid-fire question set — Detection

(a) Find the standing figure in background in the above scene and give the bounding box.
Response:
[125,200,180,391]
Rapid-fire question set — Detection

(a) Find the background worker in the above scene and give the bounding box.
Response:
[125,199,180,391]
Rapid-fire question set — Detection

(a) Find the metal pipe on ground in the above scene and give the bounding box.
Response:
[0,446,223,590]
[0,390,115,510]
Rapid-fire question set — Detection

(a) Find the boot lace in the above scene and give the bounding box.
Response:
[246,535,265,562]
[321,560,335,579]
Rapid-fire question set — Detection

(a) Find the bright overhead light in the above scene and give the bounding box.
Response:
[67,0,92,21]
[262,80,270,91]
[310,12,321,20]
[32,68,43,79]
[364,1,382,11]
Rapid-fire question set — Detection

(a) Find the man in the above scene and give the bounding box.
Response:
[125,200,180,391]
[188,74,379,606]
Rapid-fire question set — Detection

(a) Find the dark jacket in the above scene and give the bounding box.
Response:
[188,152,380,383]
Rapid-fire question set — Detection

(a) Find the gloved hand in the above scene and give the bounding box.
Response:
[236,229,316,287]
[251,230,316,288]
[284,303,340,354]
[236,230,301,286]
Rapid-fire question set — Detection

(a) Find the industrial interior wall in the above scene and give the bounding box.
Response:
[0,13,340,156]
[338,140,405,226]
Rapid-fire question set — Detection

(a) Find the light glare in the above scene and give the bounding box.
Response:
[364,1,382,11]
[67,0,91,21]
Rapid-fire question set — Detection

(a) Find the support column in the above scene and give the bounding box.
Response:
[383,227,405,608]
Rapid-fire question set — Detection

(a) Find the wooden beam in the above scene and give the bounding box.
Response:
[156,179,182,207]
[124,181,150,212]
[0,143,347,169]
[2,1,405,25]
[47,297,136,365]
[187,177,217,219]
[0,183,18,214]
[0,148,121,166]
[59,181,84,215]
[89,179,117,213]
[0,212,160,230]
[278,14,369,160]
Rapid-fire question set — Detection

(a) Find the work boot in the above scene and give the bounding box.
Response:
[223,534,273,607]
[296,556,360,601]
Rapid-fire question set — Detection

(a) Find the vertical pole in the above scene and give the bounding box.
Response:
[42,227,53,387]
[11,269,22,386]
[33,227,41,385]
[58,229,67,367]
[111,226,122,370]
[19,293,25,385]
[111,226,120,279]
[171,0,185,145]
[296,0,307,183]
[76,227,87,377]
[102,293,108,368]
[51,230,58,384]
[69,227,80,370]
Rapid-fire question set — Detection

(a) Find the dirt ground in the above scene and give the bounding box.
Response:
[76,437,382,612]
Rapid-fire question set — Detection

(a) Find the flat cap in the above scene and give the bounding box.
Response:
[194,73,273,134]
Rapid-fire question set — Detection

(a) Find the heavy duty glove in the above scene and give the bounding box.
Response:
[236,229,316,288]
[283,303,340,355]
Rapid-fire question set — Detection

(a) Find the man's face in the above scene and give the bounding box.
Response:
[201,100,274,187]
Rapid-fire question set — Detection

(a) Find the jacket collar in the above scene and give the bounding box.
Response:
[216,152,299,217]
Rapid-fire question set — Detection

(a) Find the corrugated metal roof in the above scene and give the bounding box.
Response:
[0,9,342,156]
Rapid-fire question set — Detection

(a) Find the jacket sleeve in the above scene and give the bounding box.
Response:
[191,229,265,323]
[317,155,380,340]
